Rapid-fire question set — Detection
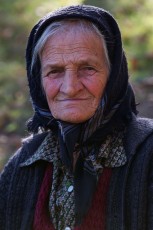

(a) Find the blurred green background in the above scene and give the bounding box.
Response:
[0,0,153,169]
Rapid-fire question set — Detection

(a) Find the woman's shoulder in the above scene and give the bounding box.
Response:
[0,131,49,175]
[134,116,153,129]
[125,115,153,156]
[21,131,49,154]
[127,115,153,139]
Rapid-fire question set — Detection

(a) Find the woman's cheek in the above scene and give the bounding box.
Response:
[81,77,106,99]
[42,78,61,98]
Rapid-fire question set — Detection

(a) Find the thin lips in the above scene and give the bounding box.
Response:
[57,98,89,101]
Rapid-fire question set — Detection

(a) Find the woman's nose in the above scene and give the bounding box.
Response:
[60,70,83,96]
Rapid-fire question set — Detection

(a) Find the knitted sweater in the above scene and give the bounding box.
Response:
[1,116,153,230]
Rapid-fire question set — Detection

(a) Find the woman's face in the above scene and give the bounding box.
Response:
[41,24,109,123]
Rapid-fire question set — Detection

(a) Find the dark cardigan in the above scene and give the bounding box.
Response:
[0,116,153,230]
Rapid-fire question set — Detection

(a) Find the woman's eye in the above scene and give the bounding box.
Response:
[46,68,63,77]
[86,66,95,70]
[50,69,61,74]
[79,66,97,76]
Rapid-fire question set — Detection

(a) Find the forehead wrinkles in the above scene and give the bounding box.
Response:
[44,45,96,57]
[41,40,100,66]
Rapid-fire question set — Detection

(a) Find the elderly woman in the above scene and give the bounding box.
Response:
[0,5,153,230]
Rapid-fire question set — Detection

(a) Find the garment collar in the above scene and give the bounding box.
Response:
[20,128,127,170]
[20,132,55,167]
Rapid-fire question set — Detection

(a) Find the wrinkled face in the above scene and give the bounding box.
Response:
[41,24,109,123]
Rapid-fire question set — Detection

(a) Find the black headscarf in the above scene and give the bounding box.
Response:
[26,5,137,134]
[25,4,137,226]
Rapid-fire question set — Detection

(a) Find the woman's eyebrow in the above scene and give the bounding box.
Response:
[42,63,64,72]
[41,56,101,72]
[77,57,102,66]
